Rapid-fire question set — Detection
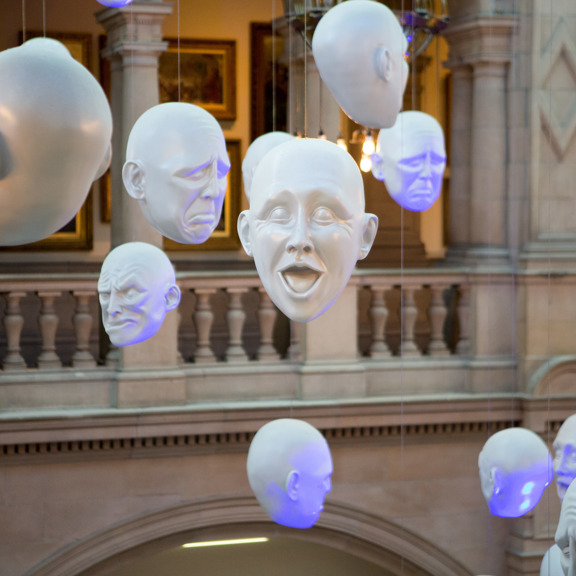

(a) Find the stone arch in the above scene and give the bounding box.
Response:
[26,495,473,576]
[528,355,576,396]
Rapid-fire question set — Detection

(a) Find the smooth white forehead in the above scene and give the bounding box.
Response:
[377,111,445,157]
[101,242,175,282]
[126,102,227,161]
[557,415,576,444]
[249,138,364,207]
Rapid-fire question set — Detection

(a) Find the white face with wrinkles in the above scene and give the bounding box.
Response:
[239,138,375,322]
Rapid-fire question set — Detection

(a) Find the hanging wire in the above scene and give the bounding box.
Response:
[303,5,308,137]
[272,0,277,132]
[21,0,26,42]
[177,0,181,102]
[42,0,46,37]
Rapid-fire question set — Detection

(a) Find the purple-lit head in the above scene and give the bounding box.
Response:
[98,242,181,347]
[556,480,576,575]
[247,418,333,529]
[97,0,134,7]
[554,415,576,501]
[478,428,553,518]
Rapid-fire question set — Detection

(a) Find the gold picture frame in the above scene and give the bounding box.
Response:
[4,31,94,251]
[163,139,242,252]
[159,38,236,121]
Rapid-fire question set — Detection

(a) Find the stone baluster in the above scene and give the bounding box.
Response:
[288,320,301,362]
[428,284,450,356]
[2,291,27,370]
[37,291,62,369]
[368,286,392,359]
[400,286,420,357]
[456,284,471,356]
[72,291,97,368]
[225,288,249,362]
[193,289,216,363]
[257,288,279,361]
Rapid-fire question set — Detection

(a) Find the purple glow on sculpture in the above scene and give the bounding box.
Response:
[97,0,134,7]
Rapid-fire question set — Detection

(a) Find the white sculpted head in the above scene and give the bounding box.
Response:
[238,138,378,323]
[242,132,295,201]
[478,428,553,518]
[123,103,230,245]
[554,415,576,501]
[0,38,112,246]
[97,0,133,5]
[556,480,576,575]
[371,111,446,212]
[98,242,181,347]
[540,545,563,576]
[247,419,333,529]
[312,0,409,129]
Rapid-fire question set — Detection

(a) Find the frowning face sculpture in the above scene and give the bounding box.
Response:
[238,138,378,322]
[123,103,230,245]
[98,242,181,347]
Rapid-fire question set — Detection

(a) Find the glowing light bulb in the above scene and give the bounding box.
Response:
[97,0,134,6]
[362,131,375,156]
[336,136,347,152]
[360,154,372,173]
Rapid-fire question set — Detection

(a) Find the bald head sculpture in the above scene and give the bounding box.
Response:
[554,415,576,501]
[0,38,112,245]
[312,0,409,129]
[556,479,576,575]
[98,242,181,347]
[123,103,230,245]
[238,138,378,322]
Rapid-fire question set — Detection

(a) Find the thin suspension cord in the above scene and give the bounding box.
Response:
[21,0,26,42]
[42,0,46,37]
[272,0,276,132]
[177,0,181,102]
[303,7,308,137]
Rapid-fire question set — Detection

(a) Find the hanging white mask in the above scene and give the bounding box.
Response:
[554,414,576,501]
[371,111,446,212]
[247,418,333,529]
[0,38,112,246]
[123,103,230,245]
[556,480,576,575]
[478,428,552,518]
[98,242,181,347]
[312,0,409,129]
[238,138,378,323]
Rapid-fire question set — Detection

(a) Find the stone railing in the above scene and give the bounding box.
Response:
[0,270,470,370]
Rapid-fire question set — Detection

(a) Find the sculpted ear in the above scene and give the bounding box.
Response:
[358,213,379,260]
[165,284,181,311]
[285,470,300,502]
[375,46,392,82]
[94,142,112,182]
[371,153,385,181]
[238,210,253,257]
[123,160,146,200]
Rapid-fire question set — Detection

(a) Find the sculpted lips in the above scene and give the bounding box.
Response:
[280,265,322,294]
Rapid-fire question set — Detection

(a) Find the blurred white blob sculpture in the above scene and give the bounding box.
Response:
[554,415,576,501]
[242,132,294,201]
[540,544,563,576]
[312,0,409,129]
[478,428,553,518]
[123,103,230,245]
[97,0,133,6]
[98,242,181,347]
[238,138,378,322]
[247,419,333,529]
[0,38,112,246]
[556,480,576,575]
[371,111,446,212]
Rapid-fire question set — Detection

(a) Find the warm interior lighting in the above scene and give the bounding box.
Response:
[182,537,269,549]
[362,130,375,156]
[317,129,327,140]
[360,154,372,172]
[336,134,347,151]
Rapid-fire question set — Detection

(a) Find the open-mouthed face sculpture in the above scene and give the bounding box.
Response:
[556,480,576,575]
[242,131,295,201]
[371,111,446,212]
[123,103,230,245]
[478,428,553,518]
[238,138,378,322]
[247,418,333,529]
[98,242,181,347]
[312,0,409,129]
[554,415,576,501]
[0,38,112,246]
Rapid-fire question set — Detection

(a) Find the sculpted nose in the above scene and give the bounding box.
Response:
[421,153,432,178]
[107,292,122,316]
[286,216,313,255]
[201,163,220,199]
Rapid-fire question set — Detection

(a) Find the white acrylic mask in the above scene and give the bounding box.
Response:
[371,111,446,212]
[0,38,112,246]
[478,428,553,518]
[554,415,576,501]
[312,0,409,129]
[238,138,378,323]
[123,103,230,245]
[98,242,181,347]
[247,419,333,529]
[97,0,134,5]
[242,132,295,201]
[540,545,564,576]
[556,480,576,575]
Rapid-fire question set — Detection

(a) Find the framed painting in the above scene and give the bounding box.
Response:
[159,38,236,121]
[5,31,94,251]
[250,22,288,141]
[163,139,242,252]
